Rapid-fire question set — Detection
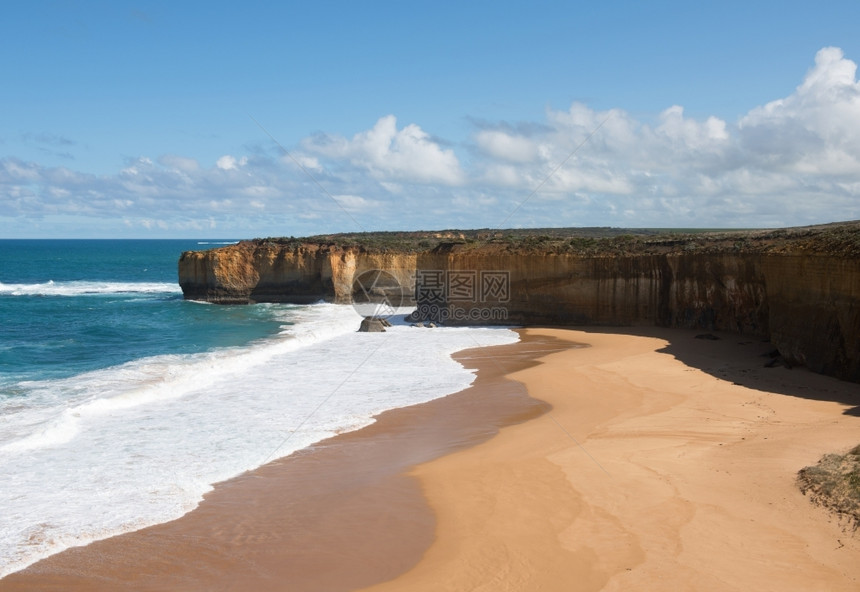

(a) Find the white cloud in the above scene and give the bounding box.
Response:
[3,47,860,236]
[284,154,322,172]
[1,159,41,181]
[216,155,248,171]
[474,129,541,163]
[739,47,860,175]
[303,115,464,185]
[216,155,238,170]
[656,105,729,148]
[333,194,379,212]
[465,47,860,227]
[159,155,200,173]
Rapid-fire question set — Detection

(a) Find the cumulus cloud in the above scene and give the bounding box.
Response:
[333,194,380,212]
[302,115,464,185]
[3,47,860,235]
[739,46,860,175]
[474,129,542,163]
[215,155,248,171]
[466,47,860,226]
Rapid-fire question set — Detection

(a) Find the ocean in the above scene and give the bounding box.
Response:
[0,240,518,577]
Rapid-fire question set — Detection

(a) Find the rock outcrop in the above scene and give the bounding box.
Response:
[178,223,860,382]
[358,317,390,332]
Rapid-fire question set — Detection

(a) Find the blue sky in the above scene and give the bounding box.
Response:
[2,1,860,238]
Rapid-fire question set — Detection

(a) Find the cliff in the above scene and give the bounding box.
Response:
[178,223,860,382]
[178,241,418,305]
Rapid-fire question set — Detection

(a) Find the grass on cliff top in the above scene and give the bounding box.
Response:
[251,221,860,257]
[798,445,860,530]
[259,227,669,252]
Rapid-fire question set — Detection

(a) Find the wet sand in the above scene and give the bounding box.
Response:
[0,332,562,591]
[4,327,860,591]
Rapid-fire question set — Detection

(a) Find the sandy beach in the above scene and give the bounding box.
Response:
[0,332,559,591]
[362,328,860,591]
[3,327,859,590]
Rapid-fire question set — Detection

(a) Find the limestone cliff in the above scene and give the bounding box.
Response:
[178,223,860,382]
[178,240,417,305]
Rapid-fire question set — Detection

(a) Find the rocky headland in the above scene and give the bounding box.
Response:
[179,222,860,383]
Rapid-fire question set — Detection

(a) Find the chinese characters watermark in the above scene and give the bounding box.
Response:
[413,269,510,323]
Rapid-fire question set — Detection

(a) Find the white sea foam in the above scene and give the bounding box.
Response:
[0,280,181,297]
[0,303,519,577]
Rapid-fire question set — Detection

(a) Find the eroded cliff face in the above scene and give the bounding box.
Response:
[416,250,770,332]
[178,241,417,305]
[761,255,859,380]
[178,230,860,382]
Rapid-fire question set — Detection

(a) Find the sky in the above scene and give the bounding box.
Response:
[2,1,860,238]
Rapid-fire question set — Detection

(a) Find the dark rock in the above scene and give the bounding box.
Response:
[695,333,721,340]
[358,317,387,332]
[764,355,793,369]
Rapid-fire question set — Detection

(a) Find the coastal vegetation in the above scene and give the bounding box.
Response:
[798,445,860,530]
[253,221,860,256]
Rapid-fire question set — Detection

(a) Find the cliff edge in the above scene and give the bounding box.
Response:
[179,223,860,382]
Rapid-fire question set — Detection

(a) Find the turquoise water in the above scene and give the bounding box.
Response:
[0,239,519,578]
[0,240,284,385]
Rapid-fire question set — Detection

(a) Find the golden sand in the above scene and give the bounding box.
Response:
[4,327,858,591]
[361,328,860,591]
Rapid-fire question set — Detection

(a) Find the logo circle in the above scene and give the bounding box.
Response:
[351,269,407,319]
